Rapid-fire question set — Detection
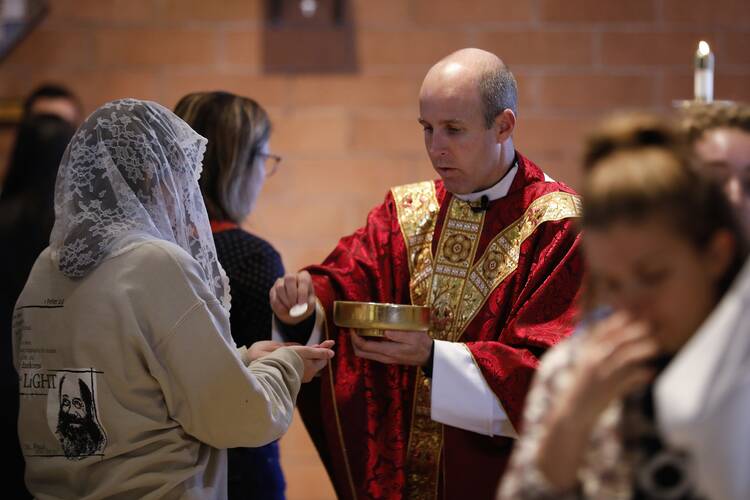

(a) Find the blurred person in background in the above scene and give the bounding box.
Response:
[648,101,750,500]
[0,84,81,196]
[22,83,82,126]
[175,90,287,500]
[498,114,747,499]
[0,113,75,500]
[682,102,750,233]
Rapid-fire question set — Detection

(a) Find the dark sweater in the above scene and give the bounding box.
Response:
[211,225,286,500]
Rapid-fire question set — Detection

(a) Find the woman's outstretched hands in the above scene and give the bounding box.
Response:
[286,340,335,382]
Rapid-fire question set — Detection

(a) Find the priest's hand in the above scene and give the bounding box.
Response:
[350,330,433,366]
[270,271,316,325]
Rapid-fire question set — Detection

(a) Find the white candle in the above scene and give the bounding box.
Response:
[694,40,714,102]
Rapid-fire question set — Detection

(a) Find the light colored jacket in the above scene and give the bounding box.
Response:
[14,239,303,499]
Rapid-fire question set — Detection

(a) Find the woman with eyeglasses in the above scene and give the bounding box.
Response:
[175,91,288,500]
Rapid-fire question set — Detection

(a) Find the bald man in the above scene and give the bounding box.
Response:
[271,49,584,499]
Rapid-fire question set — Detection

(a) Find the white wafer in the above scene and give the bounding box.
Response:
[289,303,309,318]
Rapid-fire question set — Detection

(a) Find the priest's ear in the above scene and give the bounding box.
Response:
[493,109,516,143]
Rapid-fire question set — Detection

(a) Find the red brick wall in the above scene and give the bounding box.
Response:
[2,0,749,271]
[2,2,748,497]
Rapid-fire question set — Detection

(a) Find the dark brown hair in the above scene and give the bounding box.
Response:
[23,83,82,121]
[680,102,750,143]
[582,113,747,295]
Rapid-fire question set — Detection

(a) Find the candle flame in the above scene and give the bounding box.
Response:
[697,40,711,57]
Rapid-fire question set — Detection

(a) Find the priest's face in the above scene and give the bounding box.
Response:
[418,65,507,195]
[694,127,750,233]
[584,217,731,354]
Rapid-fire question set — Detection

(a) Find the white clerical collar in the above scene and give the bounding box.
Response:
[453,163,518,203]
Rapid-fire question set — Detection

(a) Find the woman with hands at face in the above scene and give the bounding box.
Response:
[498,114,747,500]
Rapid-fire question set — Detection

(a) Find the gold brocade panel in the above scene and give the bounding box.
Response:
[405,197,485,500]
[393,185,582,500]
[391,182,440,306]
[428,200,485,341]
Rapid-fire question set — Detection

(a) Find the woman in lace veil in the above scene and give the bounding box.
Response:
[13,99,333,499]
[50,98,230,310]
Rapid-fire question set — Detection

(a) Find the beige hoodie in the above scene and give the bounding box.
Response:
[13,239,303,499]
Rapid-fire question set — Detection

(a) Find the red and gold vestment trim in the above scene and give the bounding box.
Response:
[394,184,582,500]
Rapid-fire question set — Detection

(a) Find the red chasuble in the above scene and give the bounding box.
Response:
[298,154,584,500]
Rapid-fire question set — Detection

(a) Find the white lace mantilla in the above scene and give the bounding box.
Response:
[50,98,231,311]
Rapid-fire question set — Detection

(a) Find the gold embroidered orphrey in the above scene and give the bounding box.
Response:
[392,182,582,500]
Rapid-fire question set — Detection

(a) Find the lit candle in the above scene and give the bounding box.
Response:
[694,40,714,102]
[299,0,318,18]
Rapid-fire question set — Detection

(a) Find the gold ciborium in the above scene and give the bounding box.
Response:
[333,301,430,337]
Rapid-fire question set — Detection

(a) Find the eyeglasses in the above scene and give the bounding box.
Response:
[257,152,282,177]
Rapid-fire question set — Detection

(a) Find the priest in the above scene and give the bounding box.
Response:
[271,48,584,500]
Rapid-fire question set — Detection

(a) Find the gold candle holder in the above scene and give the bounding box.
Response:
[333,301,430,337]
